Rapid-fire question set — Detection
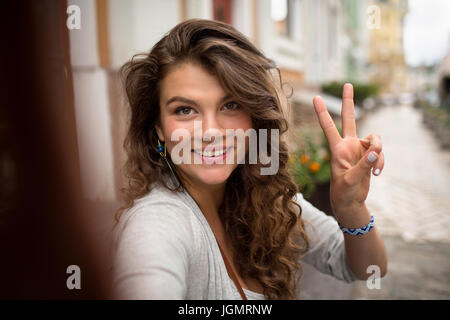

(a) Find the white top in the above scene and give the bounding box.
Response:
[111,176,359,300]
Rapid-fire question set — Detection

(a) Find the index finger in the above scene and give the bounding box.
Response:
[313,96,341,148]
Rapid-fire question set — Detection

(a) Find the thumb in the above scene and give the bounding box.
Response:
[346,150,378,184]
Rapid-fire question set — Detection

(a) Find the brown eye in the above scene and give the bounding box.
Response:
[175,106,194,115]
[222,102,240,111]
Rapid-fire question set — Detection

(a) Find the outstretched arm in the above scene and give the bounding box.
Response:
[312,83,387,279]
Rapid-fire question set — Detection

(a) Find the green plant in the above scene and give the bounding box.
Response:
[321,81,379,105]
[289,124,342,198]
[423,102,450,126]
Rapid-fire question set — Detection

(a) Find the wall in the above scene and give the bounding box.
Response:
[69,0,116,201]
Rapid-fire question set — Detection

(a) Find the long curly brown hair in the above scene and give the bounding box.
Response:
[114,19,309,300]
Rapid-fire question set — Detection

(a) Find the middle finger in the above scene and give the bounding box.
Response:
[341,83,357,138]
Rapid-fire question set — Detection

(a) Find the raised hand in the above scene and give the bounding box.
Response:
[312,83,384,222]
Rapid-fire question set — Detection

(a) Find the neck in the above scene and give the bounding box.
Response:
[180,174,226,221]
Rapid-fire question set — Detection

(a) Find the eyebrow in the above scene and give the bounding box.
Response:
[165,94,232,107]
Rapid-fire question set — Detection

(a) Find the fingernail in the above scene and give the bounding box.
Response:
[374,168,380,175]
[367,152,377,163]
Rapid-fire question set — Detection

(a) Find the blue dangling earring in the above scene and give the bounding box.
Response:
[157,139,166,158]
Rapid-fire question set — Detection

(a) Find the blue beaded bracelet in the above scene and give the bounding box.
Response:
[338,215,375,236]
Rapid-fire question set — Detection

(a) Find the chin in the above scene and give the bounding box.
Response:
[187,165,235,186]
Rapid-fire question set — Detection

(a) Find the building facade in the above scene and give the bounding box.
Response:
[367,0,409,93]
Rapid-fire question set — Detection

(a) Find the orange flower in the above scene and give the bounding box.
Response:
[309,161,320,172]
[300,154,310,164]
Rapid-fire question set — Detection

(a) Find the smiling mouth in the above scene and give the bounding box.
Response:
[191,146,232,158]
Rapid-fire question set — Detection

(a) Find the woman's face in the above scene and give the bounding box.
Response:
[156,62,253,187]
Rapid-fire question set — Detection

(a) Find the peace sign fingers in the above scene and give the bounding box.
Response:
[313,95,342,148]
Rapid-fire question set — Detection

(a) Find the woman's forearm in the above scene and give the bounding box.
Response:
[335,204,388,280]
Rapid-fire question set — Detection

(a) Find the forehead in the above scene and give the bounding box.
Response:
[159,62,226,102]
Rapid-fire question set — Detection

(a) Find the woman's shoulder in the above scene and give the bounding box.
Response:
[293,191,339,241]
[130,182,191,215]
[113,184,197,250]
[134,182,188,207]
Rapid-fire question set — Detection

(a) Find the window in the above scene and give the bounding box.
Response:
[271,0,294,37]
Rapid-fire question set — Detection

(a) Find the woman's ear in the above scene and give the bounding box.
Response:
[155,123,164,142]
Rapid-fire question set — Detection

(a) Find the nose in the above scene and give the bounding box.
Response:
[195,112,224,145]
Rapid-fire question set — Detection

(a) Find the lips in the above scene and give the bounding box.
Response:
[191,146,233,165]
[192,148,229,157]
[191,146,231,157]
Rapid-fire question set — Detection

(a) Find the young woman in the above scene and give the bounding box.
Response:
[111,19,387,300]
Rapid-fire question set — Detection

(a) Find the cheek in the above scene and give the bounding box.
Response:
[223,113,253,131]
[222,114,253,155]
[239,115,253,131]
[161,120,193,150]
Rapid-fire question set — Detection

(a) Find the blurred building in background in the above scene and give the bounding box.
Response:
[367,0,409,93]
[300,0,347,86]
[409,64,439,99]
[437,46,450,110]
[342,0,371,83]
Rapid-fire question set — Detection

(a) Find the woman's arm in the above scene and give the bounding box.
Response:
[296,192,359,283]
[334,204,387,280]
[311,83,388,281]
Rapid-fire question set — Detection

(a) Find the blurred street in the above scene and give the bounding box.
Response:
[359,103,450,244]
[352,102,450,299]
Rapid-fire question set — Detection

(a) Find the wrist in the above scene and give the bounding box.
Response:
[333,203,372,228]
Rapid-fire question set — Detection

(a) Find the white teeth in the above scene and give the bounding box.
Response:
[193,148,228,157]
